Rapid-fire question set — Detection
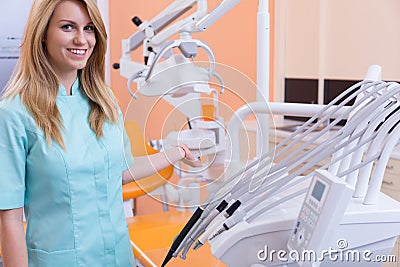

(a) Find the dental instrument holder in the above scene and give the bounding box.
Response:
[287,170,353,267]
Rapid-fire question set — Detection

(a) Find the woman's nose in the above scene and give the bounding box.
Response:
[73,30,86,45]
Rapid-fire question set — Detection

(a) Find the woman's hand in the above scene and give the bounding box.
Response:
[122,144,202,184]
[177,144,202,168]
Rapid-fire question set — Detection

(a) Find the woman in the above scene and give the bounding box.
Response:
[0,0,199,266]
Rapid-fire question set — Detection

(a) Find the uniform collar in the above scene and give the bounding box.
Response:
[58,78,80,97]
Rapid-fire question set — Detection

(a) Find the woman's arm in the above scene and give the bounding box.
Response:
[0,207,28,267]
[122,145,200,185]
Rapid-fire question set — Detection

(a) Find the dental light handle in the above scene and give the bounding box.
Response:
[287,170,353,267]
[144,39,216,82]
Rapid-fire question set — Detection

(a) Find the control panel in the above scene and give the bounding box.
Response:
[287,170,353,266]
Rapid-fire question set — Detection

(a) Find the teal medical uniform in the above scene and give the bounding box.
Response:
[0,79,136,267]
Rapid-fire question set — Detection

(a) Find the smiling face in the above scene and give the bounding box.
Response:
[45,0,96,81]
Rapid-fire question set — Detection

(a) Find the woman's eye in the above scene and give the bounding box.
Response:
[61,25,73,31]
[84,25,95,32]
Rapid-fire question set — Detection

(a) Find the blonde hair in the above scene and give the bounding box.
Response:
[3,0,118,148]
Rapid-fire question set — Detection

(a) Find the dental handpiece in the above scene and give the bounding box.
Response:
[207,209,246,242]
[193,199,242,250]
[179,200,229,259]
[161,207,203,267]
[171,197,225,258]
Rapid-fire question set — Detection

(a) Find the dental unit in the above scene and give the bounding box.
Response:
[116,0,400,266]
[160,68,400,266]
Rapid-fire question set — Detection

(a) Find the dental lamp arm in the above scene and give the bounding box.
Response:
[123,0,200,54]
[196,0,240,31]
[124,0,239,54]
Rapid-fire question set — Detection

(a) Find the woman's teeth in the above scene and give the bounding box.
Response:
[69,49,86,55]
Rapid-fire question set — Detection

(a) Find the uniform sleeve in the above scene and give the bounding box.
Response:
[0,106,27,209]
